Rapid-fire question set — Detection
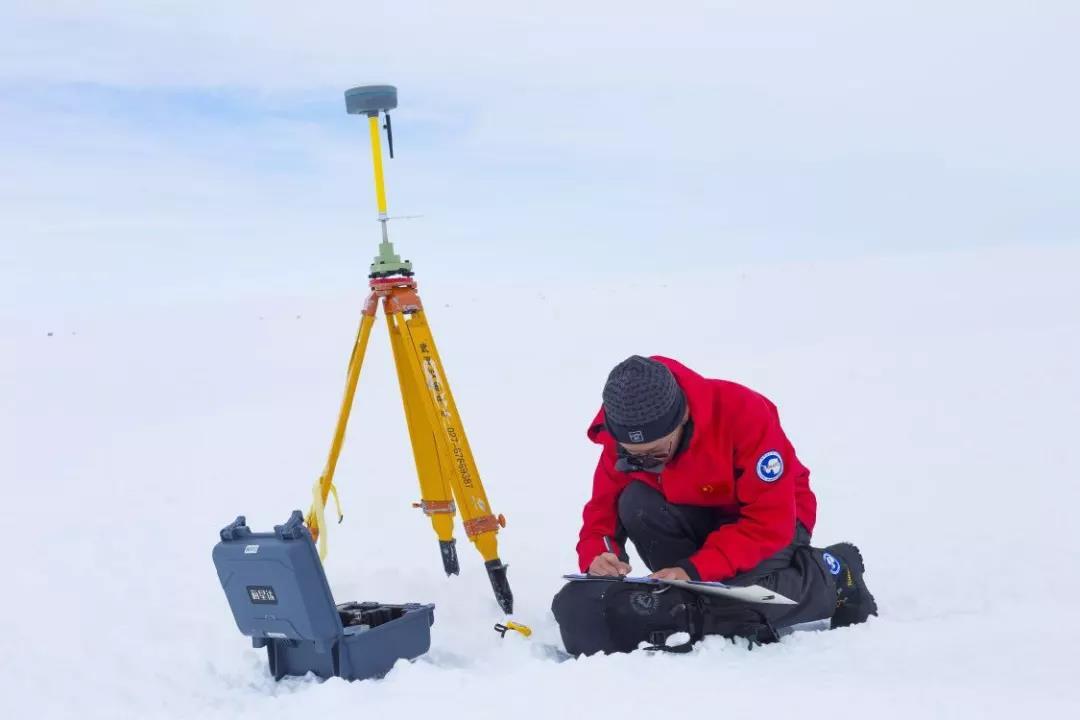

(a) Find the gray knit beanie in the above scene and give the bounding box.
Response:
[602,355,686,444]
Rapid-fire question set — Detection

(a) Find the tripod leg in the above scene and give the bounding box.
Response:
[390,305,513,613]
[387,310,460,575]
[306,293,378,557]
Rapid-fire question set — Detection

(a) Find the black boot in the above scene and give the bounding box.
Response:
[824,543,878,629]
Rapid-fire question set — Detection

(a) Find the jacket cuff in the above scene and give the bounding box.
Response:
[675,558,702,581]
[577,536,607,572]
[686,546,734,582]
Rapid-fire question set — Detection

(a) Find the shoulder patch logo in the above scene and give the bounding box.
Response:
[756,451,784,482]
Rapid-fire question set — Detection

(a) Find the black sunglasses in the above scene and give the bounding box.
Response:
[621,452,667,470]
[619,430,681,469]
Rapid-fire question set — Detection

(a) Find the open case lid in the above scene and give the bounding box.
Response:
[212,511,343,647]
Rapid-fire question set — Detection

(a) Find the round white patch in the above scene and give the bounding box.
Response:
[756,450,784,482]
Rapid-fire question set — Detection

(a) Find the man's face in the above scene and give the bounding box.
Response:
[618,409,689,470]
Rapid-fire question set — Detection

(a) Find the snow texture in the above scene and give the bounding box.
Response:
[5,245,1080,718]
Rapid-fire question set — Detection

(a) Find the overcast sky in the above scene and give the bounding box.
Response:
[4,1,1078,308]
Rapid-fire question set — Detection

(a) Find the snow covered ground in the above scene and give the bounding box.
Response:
[5,243,1080,718]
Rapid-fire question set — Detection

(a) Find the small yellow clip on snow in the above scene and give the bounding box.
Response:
[494,621,533,638]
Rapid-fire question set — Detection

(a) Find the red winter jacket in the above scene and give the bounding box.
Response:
[576,357,817,582]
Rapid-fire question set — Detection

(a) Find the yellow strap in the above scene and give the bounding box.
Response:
[328,483,344,524]
[311,482,328,560]
[309,478,345,561]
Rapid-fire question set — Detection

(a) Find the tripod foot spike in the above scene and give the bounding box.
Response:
[485,558,514,614]
[439,539,460,576]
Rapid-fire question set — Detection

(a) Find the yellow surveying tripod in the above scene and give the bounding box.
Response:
[304,85,513,613]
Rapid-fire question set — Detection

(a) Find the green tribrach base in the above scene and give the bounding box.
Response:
[370,239,414,278]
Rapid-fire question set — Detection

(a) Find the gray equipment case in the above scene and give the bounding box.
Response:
[212,510,435,681]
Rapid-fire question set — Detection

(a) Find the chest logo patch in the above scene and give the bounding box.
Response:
[756,450,784,482]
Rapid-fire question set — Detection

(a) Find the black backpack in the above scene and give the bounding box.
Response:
[551,579,779,656]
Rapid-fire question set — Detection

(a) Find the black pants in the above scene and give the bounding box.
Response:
[617,481,837,628]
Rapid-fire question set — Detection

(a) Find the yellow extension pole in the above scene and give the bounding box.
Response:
[368,115,388,217]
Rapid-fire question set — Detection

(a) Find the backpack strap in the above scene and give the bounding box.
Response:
[643,597,705,653]
[644,630,696,653]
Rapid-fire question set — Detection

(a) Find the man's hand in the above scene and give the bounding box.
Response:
[588,552,631,577]
[649,567,690,581]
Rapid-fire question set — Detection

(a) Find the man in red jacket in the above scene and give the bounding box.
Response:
[577,355,876,629]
